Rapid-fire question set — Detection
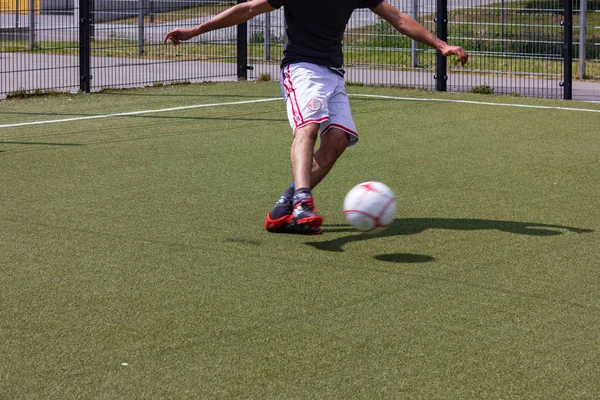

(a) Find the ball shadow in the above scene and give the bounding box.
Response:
[375,253,435,263]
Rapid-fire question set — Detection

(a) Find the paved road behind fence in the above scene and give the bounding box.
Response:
[2,52,599,101]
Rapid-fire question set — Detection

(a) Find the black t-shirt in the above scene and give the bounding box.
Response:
[267,0,383,70]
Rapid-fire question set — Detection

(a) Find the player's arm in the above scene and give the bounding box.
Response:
[164,0,275,45]
[371,1,468,66]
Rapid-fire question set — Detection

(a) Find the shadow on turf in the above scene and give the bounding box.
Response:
[374,253,435,263]
[307,218,594,257]
[0,141,82,147]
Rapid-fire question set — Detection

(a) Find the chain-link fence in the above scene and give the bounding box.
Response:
[1,0,599,99]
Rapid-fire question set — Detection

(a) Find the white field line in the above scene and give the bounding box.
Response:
[349,94,600,113]
[0,98,281,129]
[1,94,599,129]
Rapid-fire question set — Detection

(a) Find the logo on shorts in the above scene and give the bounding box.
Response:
[307,98,322,112]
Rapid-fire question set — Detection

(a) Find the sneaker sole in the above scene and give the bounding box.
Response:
[268,227,323,235]
[266,222,323,235]
[294,215,324,228]
[264,212,292,230]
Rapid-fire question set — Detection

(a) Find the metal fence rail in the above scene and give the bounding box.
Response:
[84,0,239,92]
[1,0,599,100]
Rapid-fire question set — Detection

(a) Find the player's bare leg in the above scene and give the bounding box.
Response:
[290,123,319,189]
[287,123,323,228]
[310,127,349,188]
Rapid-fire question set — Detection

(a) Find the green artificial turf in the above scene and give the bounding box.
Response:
[1,82,599,398]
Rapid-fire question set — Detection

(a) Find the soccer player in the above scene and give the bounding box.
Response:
[164,0,468,235]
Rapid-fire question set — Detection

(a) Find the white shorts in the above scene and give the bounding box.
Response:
[280,62,359,147]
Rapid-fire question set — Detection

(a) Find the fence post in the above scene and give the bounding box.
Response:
[237,0,248,80]
[411,0,419,67]
[28,0,35,49]
[435,0,448,92]
[264,12,271,61]
[579,0,587,80]
[562,0,573,99]
[15,0,19,33]
[138,0,145,55]
[79,0,92,93]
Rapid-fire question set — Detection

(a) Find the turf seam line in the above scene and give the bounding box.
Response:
[349,94,600,113]
[0,98,281,128]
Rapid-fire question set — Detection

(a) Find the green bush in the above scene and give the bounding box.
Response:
[470,85,494,94]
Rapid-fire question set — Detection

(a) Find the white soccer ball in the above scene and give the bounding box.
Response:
[343,182,397,232]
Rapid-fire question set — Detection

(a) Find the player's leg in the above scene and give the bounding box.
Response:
[269,127,347,212]
[291,123,319,190]
[289,123,324,228]
[265,123,320,233]
[265,128,346,234]
[310,127,349,188]
[265,124,323,235]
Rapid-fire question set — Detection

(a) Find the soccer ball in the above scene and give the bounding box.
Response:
[343,182,397,232]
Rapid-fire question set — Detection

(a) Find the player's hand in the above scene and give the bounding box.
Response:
[163,28,197,45]
[440,45,469,67]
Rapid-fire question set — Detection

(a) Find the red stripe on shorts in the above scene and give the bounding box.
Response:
[283,66,304,126]
[295,117,330,131]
